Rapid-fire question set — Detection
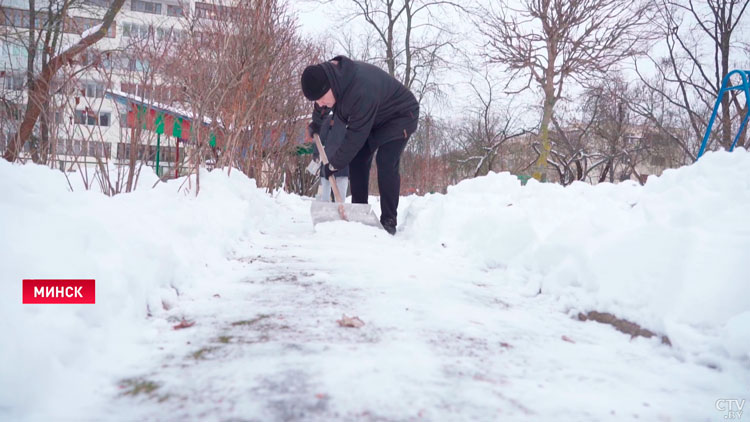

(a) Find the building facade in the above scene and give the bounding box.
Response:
[0,0,229,175]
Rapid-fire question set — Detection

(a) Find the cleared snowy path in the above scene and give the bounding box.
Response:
[102,199,744,422]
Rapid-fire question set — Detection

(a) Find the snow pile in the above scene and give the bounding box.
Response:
[401,149,750,361]
[1,149,748,420]
[0,162,292,419]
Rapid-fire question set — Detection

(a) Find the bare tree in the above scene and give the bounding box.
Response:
[479,0,655,181]
[579,76,651,183]
[635,0,750,156]
[529,74,682,186]
[321,0,466,104]
[334,30,378,64]
[3,0,126,162]
[400,113,457,194]
[167,0,315,194]
[454,71,528,178]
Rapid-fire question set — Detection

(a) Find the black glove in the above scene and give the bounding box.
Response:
[322,163,338,179]
[308,122,321,138]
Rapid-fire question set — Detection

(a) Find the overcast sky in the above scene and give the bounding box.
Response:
[287,0,750,131]
[287,0,540,126]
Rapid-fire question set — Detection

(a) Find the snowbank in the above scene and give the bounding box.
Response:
[0,162,290,420]
[400,149,750,362]
[1,149,748,419]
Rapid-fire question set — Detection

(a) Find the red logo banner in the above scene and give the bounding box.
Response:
[22,279,96,304]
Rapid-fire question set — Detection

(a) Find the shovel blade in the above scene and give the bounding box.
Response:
[310,201,383,229]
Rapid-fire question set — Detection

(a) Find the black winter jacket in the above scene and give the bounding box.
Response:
[312,56,419,170]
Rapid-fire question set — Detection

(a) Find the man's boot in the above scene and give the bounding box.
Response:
[381,217,397,235]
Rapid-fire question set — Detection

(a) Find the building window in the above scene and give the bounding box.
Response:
[48,111,63,124]
[131,0,162,15]
[162,145,177,162]
[195,2,234,20]
[81,51,95,66]
[84,0,114,7]
[84,81,106,98]
[75,110,110,126]
[650,156,666,167]
[0,7,45,29]
[115,143,176,162]
[157,26,180,41]
[121,82,135,95]
[56,138,67,154]
[126,57,150,72]
[122,22,152,39]
[625,135,641,145]
[2,73,25,91]
[124,25,178,41]
[75,110,92,125]
[119,112,130,128]
[11,43,26,57]
[117,143,146,160]
[57,139,112,157]
[155,26,182,42]
[65,16,116,38]
[80,50,111,68]
[87,140,111,157]
[0,41,28,59]
[5,103,24,120]
[116,142,128,159]
[167,4,183,17]
[120,82,178,102]
[72,140,83,155]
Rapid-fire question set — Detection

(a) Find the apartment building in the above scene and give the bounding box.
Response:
[0,0,229,174]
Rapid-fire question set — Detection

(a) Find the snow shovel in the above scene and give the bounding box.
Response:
[310,134,382,229]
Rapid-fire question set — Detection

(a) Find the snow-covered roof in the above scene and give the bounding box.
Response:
[105,89,212,125]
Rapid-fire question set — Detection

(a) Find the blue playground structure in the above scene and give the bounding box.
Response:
[697,69,750,159]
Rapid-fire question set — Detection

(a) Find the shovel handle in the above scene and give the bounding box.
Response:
[313,133,345,205]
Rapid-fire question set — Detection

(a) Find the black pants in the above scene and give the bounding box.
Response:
[349,114,418,226]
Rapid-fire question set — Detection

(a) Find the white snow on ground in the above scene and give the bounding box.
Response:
[0,150,748,421]
[400,149,750,362]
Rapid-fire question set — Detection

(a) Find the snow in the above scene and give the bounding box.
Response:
[1,150,749,421]
[81,24,103,39]
[401,148,750,361]
[105,89,213,125]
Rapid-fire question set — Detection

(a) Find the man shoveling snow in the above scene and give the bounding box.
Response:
[301,56,419,235]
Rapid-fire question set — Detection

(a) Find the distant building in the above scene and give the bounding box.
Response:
[492,123,687,185]
[0,0,237,175]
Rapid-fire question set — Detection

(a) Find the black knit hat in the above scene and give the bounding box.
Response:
[301,64,330,101]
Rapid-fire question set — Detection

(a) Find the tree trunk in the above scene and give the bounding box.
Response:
[720,32,732,150]
[32,102,50,164]
[403,3,412,89]
[126,123,138,192]
[532,88,555,181]
[598,160,612,183]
